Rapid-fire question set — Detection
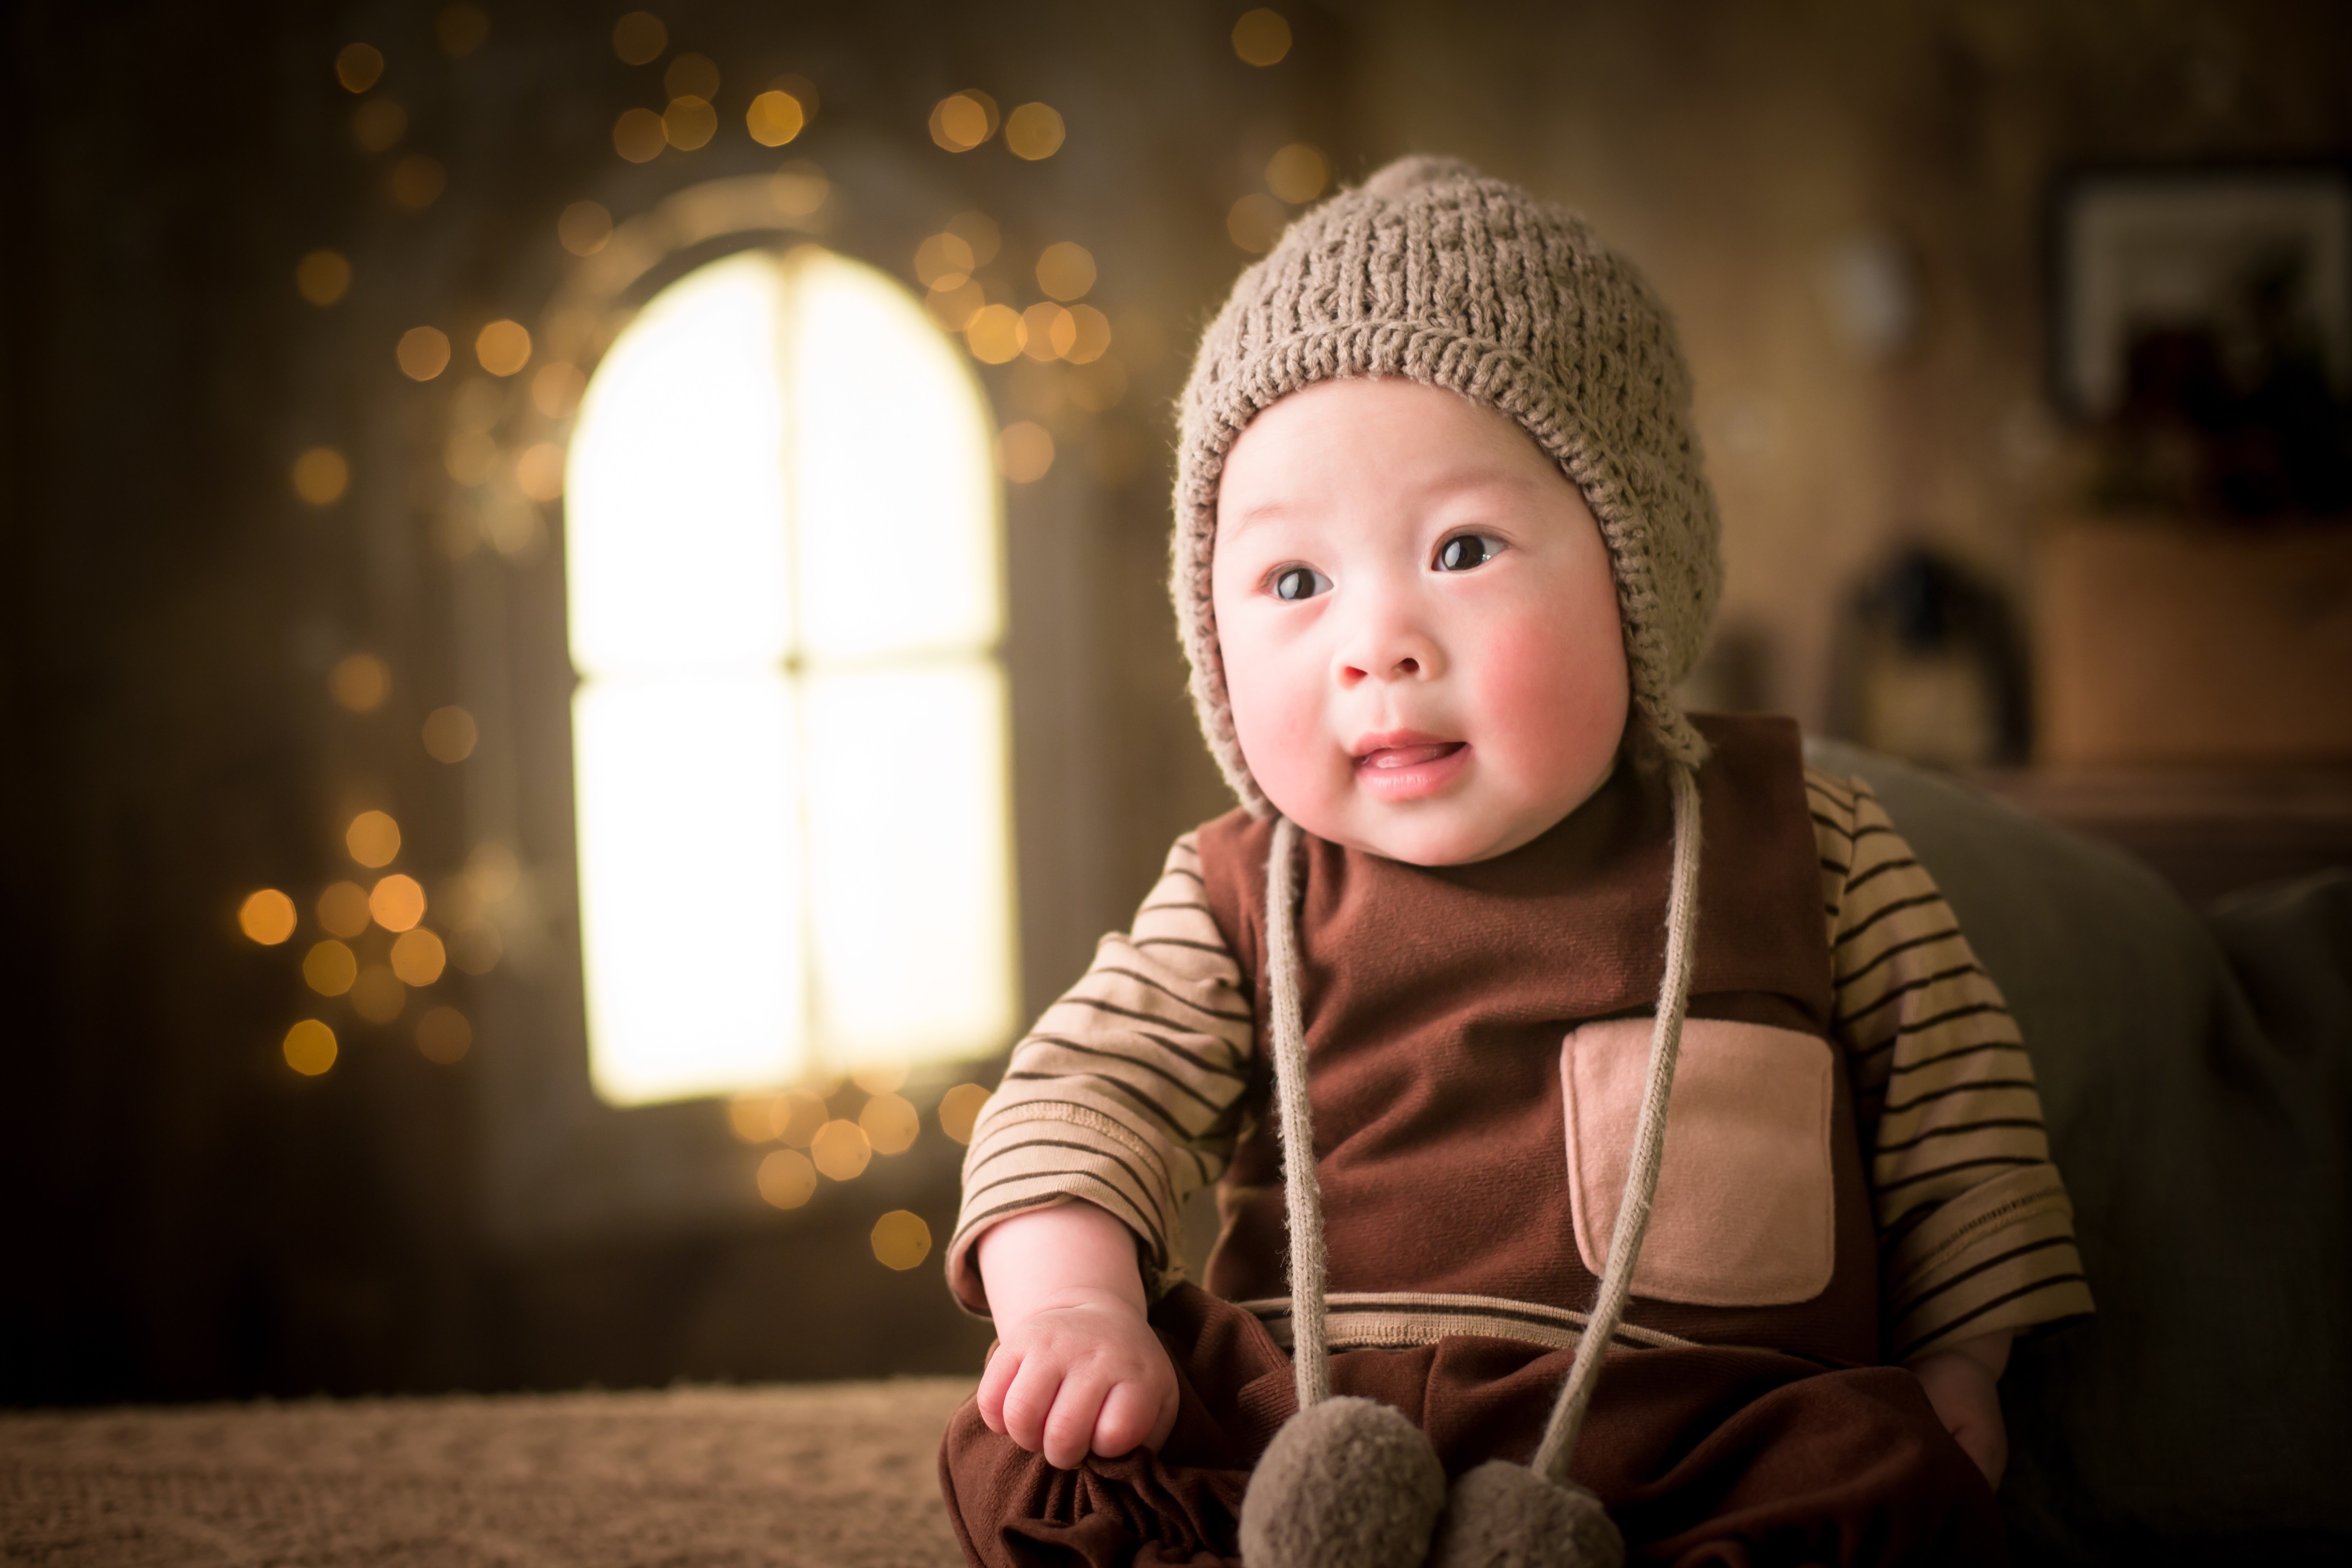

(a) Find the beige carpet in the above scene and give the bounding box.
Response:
[1,1378,976,1566]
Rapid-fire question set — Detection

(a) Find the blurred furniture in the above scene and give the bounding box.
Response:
[1974,765,2352,904]
[1816,740,2350,1566]
[2035,520,2352,768]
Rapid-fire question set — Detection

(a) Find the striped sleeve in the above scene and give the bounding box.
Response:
[943,831,1255,1315]
[1809,766,2095,1362]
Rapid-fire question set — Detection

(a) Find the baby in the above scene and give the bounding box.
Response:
[938,158,2090,1567]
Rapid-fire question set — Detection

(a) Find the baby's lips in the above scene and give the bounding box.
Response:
[1355,740,1466,770]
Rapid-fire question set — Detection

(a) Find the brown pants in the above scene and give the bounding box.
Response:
[938,1285,2004,1568]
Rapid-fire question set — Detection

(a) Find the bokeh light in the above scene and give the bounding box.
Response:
[664,53,719,100]
[746,89,804,147]
[335,42,384,93]
[390,927,447,985]
[369,873,427,932]
[557,201,612,257]
[1266,142,1330,203]
[532,361,588,418]
[444,430,498,486]
[1228,192,1287,254]
[238,889,297,946]
[1035,241,1096,302]
[964,303,1025,363]
[1232,8,1293,65]
[346,810,401,868]
[476,319,532,376]
[925,280,984,333]
[613,107,666,163]
[870,1210,933,1270]
[1020,302,1073,362]
[328,651,390,712]
[948,211,1001,266]
[303,940,358,996]
[423,705,479,762]
[772,74,820,119]
[757,1147,817,1209]
[728,1091,781,1143]
[938,1082,991,1144]
[351,964,406,1023]
[810,1118,871,1180]
[468,841,521,901]
[296,250,352,306]
[292,447,350,506]
[850,1063,908,1094]
[1065,305,1113,365]
[436,4,489,58]
[352,98,407,153]
[928,91,996,153]
[915,232,976,290]
[318,881,372,939]
[998,421,1055,483]
[397,326,452,380]
[858,1092,919,1156]
[771,163,829,218]
[663,95,717,151]
[612,11,666,65]
[390,154,445,210]
[1003,102,1065,161]
[283,1019,338,1076]
[449,923,503,975]
[416,1005,471,1063]
[779,1089,827,1147]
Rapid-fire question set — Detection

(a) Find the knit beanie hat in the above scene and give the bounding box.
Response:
[1172,155,1723,813]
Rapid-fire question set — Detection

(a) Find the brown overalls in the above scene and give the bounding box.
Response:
[940,717,2004,1568]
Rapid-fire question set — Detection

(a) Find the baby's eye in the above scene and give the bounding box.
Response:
[1436,534,1500,572]
[1273,566,1331,601]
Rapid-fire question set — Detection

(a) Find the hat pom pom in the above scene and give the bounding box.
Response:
[1362,155,1484,198]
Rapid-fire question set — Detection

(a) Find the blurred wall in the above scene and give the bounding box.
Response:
[2,0,2345,1405]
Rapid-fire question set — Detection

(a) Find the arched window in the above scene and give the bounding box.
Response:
[564,244,1015,1106]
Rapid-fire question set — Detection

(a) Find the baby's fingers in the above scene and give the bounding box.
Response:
[1090,1379,1170,1459]
[997,1354,1067,1455]
[975,1343,1021,1435]
[1040,1371,1111,1470]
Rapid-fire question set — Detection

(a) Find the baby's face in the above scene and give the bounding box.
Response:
[1212,378,1629,866]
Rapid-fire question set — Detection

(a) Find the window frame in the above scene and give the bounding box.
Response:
[447,176,1025,1243]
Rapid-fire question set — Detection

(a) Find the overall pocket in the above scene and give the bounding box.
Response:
[1561,1016,1837,1307]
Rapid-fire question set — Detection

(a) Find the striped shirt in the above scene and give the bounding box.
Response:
[951,767,2093,1362]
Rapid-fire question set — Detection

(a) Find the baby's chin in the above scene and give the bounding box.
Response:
[1290,794,1581,867]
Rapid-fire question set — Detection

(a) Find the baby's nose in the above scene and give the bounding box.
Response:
[1335,624,1440,686]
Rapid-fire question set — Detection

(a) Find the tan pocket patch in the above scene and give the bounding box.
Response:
[1561,1016,1836,1307]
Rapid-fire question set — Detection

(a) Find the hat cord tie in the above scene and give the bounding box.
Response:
[1261,757,1704,1479]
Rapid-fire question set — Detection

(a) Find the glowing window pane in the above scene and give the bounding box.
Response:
[566,252,792,675]
[566,241,1013,1108]
[789,252,1003,661]
[802,663,1015,1066]
[573,673,804,1103]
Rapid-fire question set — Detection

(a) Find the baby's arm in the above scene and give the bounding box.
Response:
[1907,1330,2013,1486]
[974,1202,1181,1470]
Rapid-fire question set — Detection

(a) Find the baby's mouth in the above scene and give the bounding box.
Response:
[1354,739,1466,771]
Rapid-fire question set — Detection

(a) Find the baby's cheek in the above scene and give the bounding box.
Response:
[1476,615,1628,780]
[1223,640,1336,805]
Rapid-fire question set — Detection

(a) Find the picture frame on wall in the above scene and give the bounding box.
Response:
[2049,161,2352,420]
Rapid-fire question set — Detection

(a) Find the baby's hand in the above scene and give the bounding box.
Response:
[977,1290,1180,1469]
[1908,1332,2013,1488]
[973,1202,1181,1470]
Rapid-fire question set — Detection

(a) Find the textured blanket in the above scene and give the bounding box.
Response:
[2,1379,972,1566]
